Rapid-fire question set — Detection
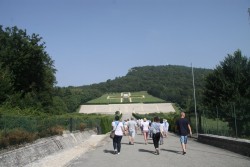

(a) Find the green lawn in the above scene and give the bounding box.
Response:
[86,91,165,104]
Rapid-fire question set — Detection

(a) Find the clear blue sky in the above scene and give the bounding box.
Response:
[1,0,250,87]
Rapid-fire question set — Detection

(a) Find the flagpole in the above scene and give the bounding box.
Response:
[191,63,198,137]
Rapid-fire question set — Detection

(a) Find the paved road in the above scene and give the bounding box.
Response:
[65,132,250,167]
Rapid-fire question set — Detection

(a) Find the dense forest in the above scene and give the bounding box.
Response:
[1,26,250,138]
[75,65,213,109]
[52,65,212,114]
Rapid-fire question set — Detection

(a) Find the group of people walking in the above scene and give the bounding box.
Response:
[111,111,192,155]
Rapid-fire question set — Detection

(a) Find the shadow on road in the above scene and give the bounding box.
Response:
[103,149,115,154]
[161,148,182,154]
[121,142,130,145]
[134,142,145,145]
[138,149,154,154]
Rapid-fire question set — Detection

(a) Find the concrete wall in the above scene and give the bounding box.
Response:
[0,130,96,167]
[198,134,250,157]
[79,103,175,114]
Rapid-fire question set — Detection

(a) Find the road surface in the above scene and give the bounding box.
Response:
[65,132,250,167]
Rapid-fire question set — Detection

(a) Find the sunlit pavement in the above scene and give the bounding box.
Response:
[66,132,250,167]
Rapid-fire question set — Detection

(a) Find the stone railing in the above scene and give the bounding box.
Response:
[0,130,96,167]
[198,134,250,157]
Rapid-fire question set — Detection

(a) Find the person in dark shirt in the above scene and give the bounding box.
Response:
[176,112,192,155]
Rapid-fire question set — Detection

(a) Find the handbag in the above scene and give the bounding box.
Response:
[110,130,115,139]
[110,121,118,139]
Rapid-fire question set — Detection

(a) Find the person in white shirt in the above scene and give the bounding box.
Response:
[112,115,125,154]
[141,118,150,144]
[163,119,169,137]
[159,118,165,145]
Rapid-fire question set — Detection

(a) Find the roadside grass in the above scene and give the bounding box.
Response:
[189,116,231,136]
[201,117,230,136]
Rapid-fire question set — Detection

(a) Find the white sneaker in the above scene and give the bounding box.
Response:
[156,149,160,155]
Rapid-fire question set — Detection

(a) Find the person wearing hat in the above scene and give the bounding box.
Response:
[159,118,169,145]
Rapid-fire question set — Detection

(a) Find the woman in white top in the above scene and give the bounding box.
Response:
[141,118,150,145]
[111,115,125,154]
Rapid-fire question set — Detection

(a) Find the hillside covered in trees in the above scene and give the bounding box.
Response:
[77,65,213,108]
[52,65,213,114]
[53,65,212,113]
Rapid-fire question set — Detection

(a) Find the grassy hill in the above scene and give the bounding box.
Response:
[86,91,165,104]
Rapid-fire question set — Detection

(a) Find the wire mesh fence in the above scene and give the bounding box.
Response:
[0,115,103,148]
[189,111,249,139]
[0,115,100,133]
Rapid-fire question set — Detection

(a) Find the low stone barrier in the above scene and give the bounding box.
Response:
[0,130,96,167]
[198,134,250,157]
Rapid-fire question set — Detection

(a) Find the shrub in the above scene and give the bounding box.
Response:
[48,125,64,136]
[0,132,9,149]
[100,117,113,134]
[79,123,86,132]
[8,128,37,145]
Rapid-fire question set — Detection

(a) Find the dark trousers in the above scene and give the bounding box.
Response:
[113,135,123,152]
[152,132,161,149]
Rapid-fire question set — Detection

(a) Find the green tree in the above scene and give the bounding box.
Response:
[0,26,56,109]
[203,49,250,136]
[0,66,13,103]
